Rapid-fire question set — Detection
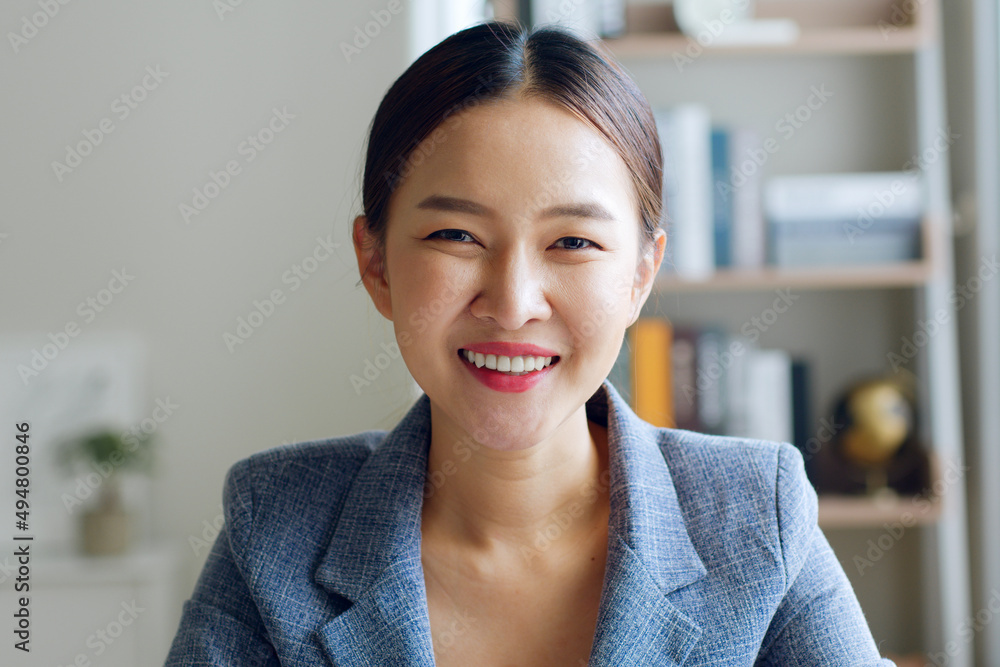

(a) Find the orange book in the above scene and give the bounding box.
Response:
[630,318,674,428]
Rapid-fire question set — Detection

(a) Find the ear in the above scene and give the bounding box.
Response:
[627,227,666,326]
[353,216,393,321]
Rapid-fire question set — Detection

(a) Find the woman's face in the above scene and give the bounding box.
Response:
[354,95,664,451]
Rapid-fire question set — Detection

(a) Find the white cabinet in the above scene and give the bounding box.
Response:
[0,544,182,667]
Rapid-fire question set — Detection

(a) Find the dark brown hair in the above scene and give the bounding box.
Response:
[359,20,662,267]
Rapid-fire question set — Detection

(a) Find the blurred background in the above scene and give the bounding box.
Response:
[0,0,997,665]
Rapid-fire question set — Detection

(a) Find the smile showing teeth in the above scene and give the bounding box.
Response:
[461,349,555,375]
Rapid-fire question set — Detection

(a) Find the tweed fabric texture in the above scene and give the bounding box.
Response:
[166,380,894,666]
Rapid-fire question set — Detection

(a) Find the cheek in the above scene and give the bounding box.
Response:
[561,265,636,350]
[389,256,467,342]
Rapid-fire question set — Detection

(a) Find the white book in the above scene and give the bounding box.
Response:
[724,334,754,438]
[655,105,715,280]
[729,128,766,269]
[744,349,793,445]
[765,171,924,225]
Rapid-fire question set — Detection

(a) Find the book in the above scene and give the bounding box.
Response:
[770,219,921,266]
[696,327,727,435]
[790,358,814,478]
[765,171,923,224]
[744,349,793,444]
[671,327,701,431]
[630,318,674,428]
[765,171,923,267]
[655,105,715,280]
[711,128,732,268]
[728,128,767,270]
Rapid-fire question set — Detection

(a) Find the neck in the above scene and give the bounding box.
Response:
[421,402,610,563]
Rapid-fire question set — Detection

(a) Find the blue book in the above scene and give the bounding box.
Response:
[711,128,732,268]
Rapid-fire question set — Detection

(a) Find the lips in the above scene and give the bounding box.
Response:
[458,347,558,392]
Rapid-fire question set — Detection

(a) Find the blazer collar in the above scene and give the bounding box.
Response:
[315,380,706,666]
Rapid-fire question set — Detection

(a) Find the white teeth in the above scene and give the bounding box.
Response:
[461,350,556,374]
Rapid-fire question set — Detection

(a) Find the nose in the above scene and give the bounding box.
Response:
[469,246,552,330]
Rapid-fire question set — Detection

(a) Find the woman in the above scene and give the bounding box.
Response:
[168,21,894,666]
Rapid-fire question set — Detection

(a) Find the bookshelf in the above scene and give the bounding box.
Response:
[818,494,942,529]
[599,0,936,57]
[817,454,945,529]
[494,0,971,662]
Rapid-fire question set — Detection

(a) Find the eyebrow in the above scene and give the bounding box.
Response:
[415,195,616,222]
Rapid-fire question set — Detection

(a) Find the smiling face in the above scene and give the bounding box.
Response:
[354,95,664,452]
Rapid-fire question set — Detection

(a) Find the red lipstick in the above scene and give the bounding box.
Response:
[457,342,559,393]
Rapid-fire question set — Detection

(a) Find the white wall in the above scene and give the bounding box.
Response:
[0,0,422,612]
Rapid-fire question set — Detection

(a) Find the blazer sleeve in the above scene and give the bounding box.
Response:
[754,445,897,667]
[165,462,281,666]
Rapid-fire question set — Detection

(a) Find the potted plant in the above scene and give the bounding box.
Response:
[57,427,154,556]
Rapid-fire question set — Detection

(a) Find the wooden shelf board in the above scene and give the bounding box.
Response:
[818,493,941,529]
[654,260,933,292]
[603,28,927,59]
[603,0,936,59]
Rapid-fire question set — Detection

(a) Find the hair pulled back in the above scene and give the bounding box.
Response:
[360,20,662,258]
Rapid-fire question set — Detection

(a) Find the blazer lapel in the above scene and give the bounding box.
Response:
[310,381,707,667]
[314,394,437,667]
[587,381,707,666]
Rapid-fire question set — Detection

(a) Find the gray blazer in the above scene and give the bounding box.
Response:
[166,380,894,665]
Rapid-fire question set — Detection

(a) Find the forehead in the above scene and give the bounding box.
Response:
[387,96,636,223]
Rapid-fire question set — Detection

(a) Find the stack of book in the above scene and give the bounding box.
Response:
[765,171,924,267]
[610,318,811,451]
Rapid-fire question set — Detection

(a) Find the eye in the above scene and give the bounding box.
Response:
[426,229,474,243]
[553,237,599,250]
